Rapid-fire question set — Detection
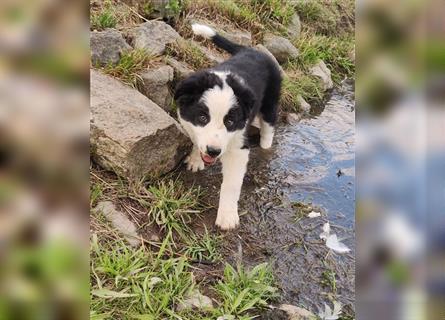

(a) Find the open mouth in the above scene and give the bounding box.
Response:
[201,153,217,165]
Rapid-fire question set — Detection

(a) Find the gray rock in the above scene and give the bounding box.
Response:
[296,95,311,114]
[176,290,213,311]
[263,33,299,64]
[287,13,301,39]
[285,112,301,124]
[138,65,174,110]
[217,316,235,320]
[279,304,316,320]
[220,28,252,46]
[260,309,289,320]
[254,44,285,76]
[192,41,227,65]
[96,201,140,247]
[166,57,194,81]
[129,21,181,55]
[91,29,131,66]
[90,69,191,180]
[309,60,334,90]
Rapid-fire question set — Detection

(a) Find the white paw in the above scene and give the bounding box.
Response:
[184,153,205,172]
[215,208,239,230]
[260,135,273,149]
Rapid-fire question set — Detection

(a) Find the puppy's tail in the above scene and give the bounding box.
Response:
[191,23,245,55]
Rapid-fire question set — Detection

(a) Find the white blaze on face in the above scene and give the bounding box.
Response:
[180,71,239,157]
[197,82,236,155]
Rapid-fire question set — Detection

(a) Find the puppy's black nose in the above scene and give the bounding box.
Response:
[206,146,221,157]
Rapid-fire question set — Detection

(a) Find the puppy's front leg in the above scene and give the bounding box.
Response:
[215,148,249,230]
[184,145,205,172]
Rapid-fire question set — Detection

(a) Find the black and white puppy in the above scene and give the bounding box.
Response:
[174,24,282,230]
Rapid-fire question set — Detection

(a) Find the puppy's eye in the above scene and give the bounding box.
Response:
[225,119,234,127]
[198,115,208,123]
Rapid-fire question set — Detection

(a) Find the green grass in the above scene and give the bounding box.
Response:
[91,236,195,319]
[147,179,202,237]
[165,39,212,70]
[91,0,153,30]
[182,0,295,35]
[184,226,222,263]
[91,234,278,319]
[294,0,354,36]
[90,182,103,208]
[102,49,157,87]
[281,75,324,111]
[165,0,183,16]
[214,263,277,316]
[91,1,117,30]
[321,269,337,294]
[248,0,296,27]
[90,171,203,244]
[294,0,336,35]
[294,33,355,83]
[183,0,256,29]
[141,1,154,18]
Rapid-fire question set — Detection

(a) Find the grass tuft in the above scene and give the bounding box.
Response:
[321,269,337,294]
[183,0,256,29]
[90,181,103,208]
[281,75,324,111]
[102,49,157,87]
[147,179,202,237]
[184,226,222,263]
[294,0,354,36]
[91,4,117,30]
[294,33,355,83]
[166,39,212,70]
[214,263,277,316]
[91,235,279,319]
[91,237,195,319]
[181,0,295,39]
[249,0,296,26]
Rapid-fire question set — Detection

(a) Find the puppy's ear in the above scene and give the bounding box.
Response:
[174,71,223,106]
[226,74,256,112]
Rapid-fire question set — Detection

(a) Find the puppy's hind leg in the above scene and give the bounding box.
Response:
[259,117,275,149]
[259,70,281,149]
[215,147,249,230]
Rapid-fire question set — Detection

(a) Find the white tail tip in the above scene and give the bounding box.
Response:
[191,23,216,39]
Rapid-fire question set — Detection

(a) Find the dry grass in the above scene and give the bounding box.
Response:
[294,0,355,36]
[90,0,149,30]
[99,49,162,87]
[165,39,213,70]
[178,0,295,42]
[280,72,324,112]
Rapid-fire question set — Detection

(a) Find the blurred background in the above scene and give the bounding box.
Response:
[356,0,444,319]
[0,0,89,319]
[0,0,443,319]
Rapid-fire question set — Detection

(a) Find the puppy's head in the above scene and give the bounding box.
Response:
[175,71,255,165]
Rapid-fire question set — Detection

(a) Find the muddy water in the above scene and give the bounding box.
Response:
[178,81,355,315]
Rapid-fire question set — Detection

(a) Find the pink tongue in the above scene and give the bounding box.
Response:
[202,154,215,163]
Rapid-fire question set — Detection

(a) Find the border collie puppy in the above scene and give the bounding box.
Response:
[174,23,282,230]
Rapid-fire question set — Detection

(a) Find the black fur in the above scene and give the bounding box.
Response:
[212,34,244,55]
[213,48,282,127]
[175,71,223,126]
[174,31,282,135]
